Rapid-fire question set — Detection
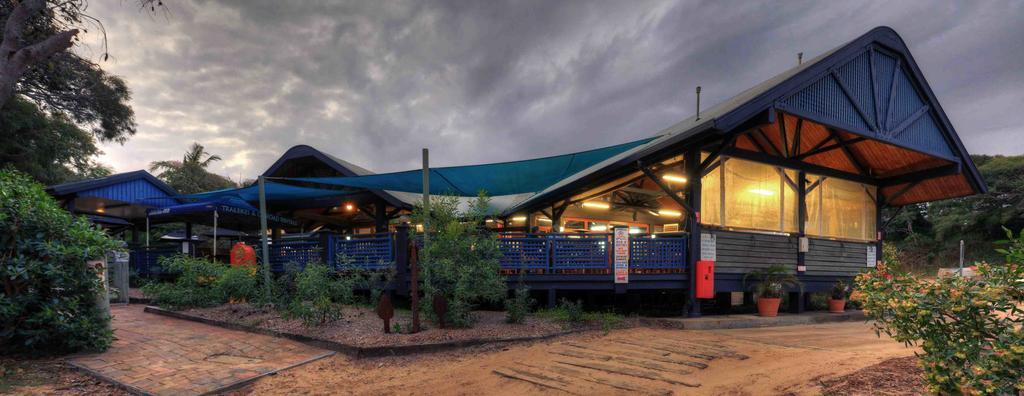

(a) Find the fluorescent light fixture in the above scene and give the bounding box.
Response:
[511,216,527,222]
[629,228,643,234]
[590,225,608,231]
[748,188,776,196]
[662,174,688,183]
[582,201,610,209]
[538,218,552,223]
[659,209,683,217]
[485,219,494,223]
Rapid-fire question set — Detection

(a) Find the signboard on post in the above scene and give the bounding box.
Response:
[700,233,717,261]
[613,227,629,284]
[866,245,877,267]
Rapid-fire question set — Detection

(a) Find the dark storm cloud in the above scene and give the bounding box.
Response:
[85,0,1024,179]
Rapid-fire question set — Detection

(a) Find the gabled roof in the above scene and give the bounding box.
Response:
[505,26,986,214]
[262,145,412,208]
[47,170,178,200]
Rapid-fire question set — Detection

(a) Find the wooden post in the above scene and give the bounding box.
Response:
[184,222,193,256]
[258,175,271,303]
[394,224,410,296]
[876,190,884,266]
[375,200,388,233]
[684,147,702,317]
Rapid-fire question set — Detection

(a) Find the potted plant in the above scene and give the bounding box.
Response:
[828,280,849,313]
[743,265,802,317]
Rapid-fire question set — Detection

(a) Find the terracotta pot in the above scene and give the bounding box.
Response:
[756,297,781,317]
[828,298,846,313]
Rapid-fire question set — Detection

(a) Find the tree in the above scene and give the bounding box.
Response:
[0,0,163,143]
[413,193,505,328]
[0,95,110,185]
[149,142,236,194]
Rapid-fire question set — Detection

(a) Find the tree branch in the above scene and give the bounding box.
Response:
[1,0,46,58]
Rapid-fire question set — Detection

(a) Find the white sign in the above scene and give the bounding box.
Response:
[700,233,716,261]
[866,245,877,267]
[613,227,630,284]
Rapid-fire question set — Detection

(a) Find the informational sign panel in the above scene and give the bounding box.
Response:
[866,245,877,267]
[613,227,630,284]
[700,233,717,261]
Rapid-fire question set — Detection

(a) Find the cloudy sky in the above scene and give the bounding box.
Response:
[82,0,1024,181]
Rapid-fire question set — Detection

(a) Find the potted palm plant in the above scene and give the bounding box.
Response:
[743,265,802,317]
[828,280,849,313]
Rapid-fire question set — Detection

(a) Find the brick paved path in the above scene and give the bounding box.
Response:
[70,305,332,395]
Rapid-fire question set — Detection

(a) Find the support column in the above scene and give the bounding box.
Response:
[684,147,702,317]
[797,170,807,272]
[375,200,388,233]
[184,222,193,256]
[876,190,884,267]
[394,224,410,296]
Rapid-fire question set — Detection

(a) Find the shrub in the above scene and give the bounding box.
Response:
[141,255,227,309]
[856,227,1024,395]
[559,298,585,324]
[830,280,850,300]
[214,266,257,303]
[413,193,505,328]
[505,287,533,324]
[0,169,119,354]
[287,262,348,326]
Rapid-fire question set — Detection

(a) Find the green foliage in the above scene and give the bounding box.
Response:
[413,193,505,328]
[742,264,802,298]
[149,142,236,194]
[141,255,227,309]
[855,228,1024,395]
[0,169,118,354]
[535,300,624,331]
[830,280,850,300]
[286,263,351,326]
[0,97,111,185]
[505,287,533,324]
[214,266,257,303]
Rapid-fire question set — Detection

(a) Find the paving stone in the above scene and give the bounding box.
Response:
[70,305,330,396]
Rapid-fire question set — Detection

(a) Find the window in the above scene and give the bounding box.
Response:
[700,156,797,233]
[805,176,876,241]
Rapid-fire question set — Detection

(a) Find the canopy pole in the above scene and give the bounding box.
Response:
[414,148,429,334]
[258,176,271,302]
[213,210,218,259]
[145,215,150,247]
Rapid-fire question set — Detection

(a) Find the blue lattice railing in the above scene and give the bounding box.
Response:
[334,233,394,270]
[269,239,323,272]
[498,237,550,270]
[628,237,687,270]
[494,233,687,273]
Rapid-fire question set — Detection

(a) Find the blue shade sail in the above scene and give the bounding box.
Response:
[288,137,657,197]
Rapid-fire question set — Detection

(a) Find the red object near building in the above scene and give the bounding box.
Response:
[230,242,257,268]
[695,260,714,299]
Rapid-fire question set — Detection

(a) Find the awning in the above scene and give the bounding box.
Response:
[284,137,657,196]
[147,196,299,229]
[177,180,358,202]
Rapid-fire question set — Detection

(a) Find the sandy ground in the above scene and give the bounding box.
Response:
[233,321,918,395]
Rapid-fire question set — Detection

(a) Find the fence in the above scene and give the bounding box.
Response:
[131,231,684,276]
[497,233,687,273]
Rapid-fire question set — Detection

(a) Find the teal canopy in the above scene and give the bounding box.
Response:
[286,137,656,196]
[177,180,356,202]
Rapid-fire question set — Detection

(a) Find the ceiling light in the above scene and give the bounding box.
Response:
[511,216,527,222]
[748,188,776,196]
[662,174,688,183]
[582,201,610,209]
[538,218,552,223]
[590,225,608,231]
[659,209,682,217]
[344,203,355,211]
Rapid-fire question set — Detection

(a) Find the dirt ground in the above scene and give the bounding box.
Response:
[0,358,129,396]
[232,321,919,395]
